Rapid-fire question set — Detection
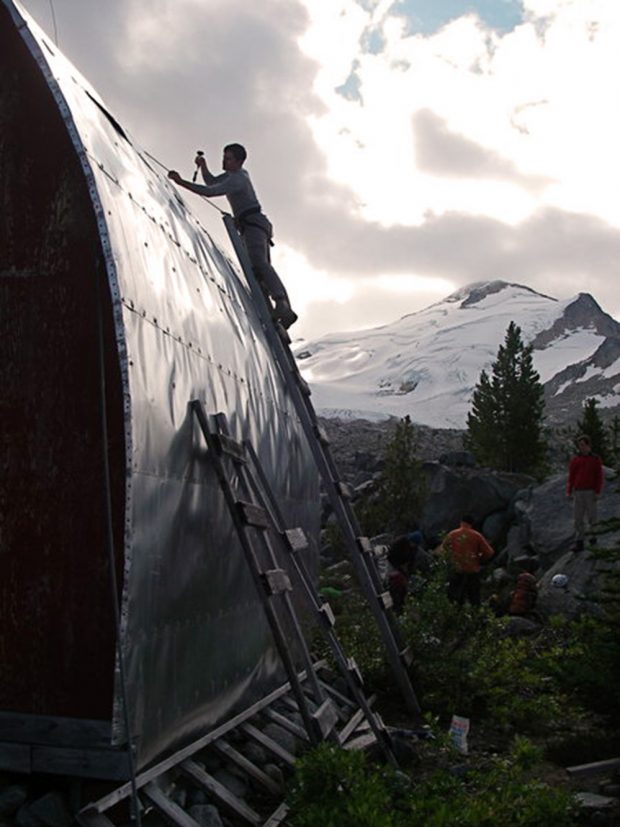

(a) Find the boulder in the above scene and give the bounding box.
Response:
[421,463,534,538]
[510,469,618,565]
[537,541,620,618]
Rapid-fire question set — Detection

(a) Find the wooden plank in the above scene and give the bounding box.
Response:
[237,501,270,529]
[262,569,292,595]
[143,782,202,827]
[343,732,377,751]
[31,745,130,780]
[378,591,394,611]
[84,662,328,813]
[338,694,376,746]
[240,724,296,768]
[318,603,336,627]
[0,741,31,773]
[312,700,339,739]
[0,712,111,748]
[400,646,414,667]
[212,739,282,795]
[283,528,307,553]
[339,708,366,745]
[356,536,373,555]
[318,680,356,711]
[263,802,289,827]
[566,757,620,778]
[264,708,309,742]
[180,759,261,825]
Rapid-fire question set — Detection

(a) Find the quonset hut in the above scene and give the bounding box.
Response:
[0,0,319,774]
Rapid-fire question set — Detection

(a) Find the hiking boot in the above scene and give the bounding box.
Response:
[273,300,298,329]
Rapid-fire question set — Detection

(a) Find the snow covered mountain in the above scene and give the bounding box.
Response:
[295,281,620,428]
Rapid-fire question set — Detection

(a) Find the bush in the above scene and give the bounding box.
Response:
[321,559,584,734]
[287,742,577,826]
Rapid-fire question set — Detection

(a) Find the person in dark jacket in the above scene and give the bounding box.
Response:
[386,532,424,614]
[567,435,604,552]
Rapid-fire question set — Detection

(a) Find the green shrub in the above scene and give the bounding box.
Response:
[286,743,577,826]
[322,559,584,734]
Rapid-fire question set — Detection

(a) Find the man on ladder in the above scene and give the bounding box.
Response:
[168,143,298,329]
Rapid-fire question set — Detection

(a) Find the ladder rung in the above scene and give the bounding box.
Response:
[379,591,394,610]
[214,433,246,462]
[336,481,353,499]
[400,645,414,667]
[236,500,271,529]
[296,376,312,396]
[318,602,336,627]
[347,658,364,687]
[356,536,373,555]
[283,527,308,553]
[313,425,330,446]
[312,698,339,739]
[261,568,292,595]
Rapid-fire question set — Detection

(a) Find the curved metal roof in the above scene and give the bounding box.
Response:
[1,0,319,768]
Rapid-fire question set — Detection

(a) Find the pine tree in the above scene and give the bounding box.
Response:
[358,415,426,536]
[466,321,546,474]
[576,397,610,463]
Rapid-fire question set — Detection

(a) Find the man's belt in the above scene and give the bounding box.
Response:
[235,207,274,246]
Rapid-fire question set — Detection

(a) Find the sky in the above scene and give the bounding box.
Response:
[17,0,620,340]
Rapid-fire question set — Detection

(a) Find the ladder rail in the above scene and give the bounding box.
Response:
[210,413,330,725]
[222,214,420,715]
[191,401,321,745]
[242,439,397,764]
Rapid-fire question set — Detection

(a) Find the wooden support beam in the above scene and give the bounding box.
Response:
[566,758,620,778]
[211,740,282,795]
[180,759,261,825]
[240,724,295,768]
[143,782,203,827]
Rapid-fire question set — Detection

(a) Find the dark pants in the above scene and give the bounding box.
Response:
[242,219,290,304]
[447,572,481,607]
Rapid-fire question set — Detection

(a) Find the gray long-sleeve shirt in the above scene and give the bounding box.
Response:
[195,169,261,218]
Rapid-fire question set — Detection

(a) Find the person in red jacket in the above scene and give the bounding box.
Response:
[442,515,494,606]
[567,435,604,552]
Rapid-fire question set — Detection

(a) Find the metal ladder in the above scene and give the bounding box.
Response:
[222,214,420,716]
[190,404,396,765]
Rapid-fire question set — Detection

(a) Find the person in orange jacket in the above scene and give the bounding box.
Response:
[567,434,604,552]
[442,515,494,606]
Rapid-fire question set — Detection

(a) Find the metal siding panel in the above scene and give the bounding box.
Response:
[3,0,319,768]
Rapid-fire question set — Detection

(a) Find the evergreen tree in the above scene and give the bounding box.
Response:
[466,321,546,474]
[358,415,426,536]
[576,397,610,463]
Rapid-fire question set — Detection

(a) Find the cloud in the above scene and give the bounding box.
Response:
[412,108,551,192]
[18,0,620,339]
